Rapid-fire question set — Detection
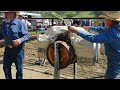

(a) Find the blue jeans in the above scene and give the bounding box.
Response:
[105,58,120,79]
[3,47,24,79]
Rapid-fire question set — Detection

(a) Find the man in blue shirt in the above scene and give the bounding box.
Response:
[0,11,29,79]
[68,11,120,79]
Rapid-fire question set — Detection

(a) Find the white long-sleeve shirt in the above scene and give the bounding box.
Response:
[22,19,31,30]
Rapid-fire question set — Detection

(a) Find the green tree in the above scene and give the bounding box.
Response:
[65,11,78,18]
[91,11,103,17]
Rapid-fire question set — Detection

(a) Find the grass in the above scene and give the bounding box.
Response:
[28,30,46,43]
[29,31,37,35]
[27,39,36,43]
[29,30,46,35]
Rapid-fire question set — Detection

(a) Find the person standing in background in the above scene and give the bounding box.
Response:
[17,12,31,31]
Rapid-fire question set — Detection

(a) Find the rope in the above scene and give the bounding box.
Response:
[52,12,71,26]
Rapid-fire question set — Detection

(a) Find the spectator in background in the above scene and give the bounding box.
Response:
[98,19,105,26]
[73,19,79,26]
[80,19,93,27]
[89,19,93,26]
[62,20,65,26]
[80,19,86,27]
[17,12,31,30]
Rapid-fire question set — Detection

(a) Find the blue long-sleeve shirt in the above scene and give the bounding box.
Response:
[77,24,120,60]
[0,18,29,49]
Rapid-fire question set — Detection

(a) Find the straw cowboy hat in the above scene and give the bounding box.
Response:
[17,11,28,17]
[0,15,3,18]
[99,11,120,21]
[18,12,24,16]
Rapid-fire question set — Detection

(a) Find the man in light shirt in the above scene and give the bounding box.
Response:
[17,12,31,30]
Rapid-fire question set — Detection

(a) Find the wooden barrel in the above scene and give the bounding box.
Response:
[46,41,75,69]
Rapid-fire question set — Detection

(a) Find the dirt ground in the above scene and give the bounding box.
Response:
[0,40,118,79]
[0,41,54,79]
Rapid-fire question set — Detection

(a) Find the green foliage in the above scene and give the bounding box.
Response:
[26,11,102,18]
[43,12,53,18]
[41,11,96,18]
[29,31,37,35]
[75,11,95,17]
[65,11,78,18]
[91,11,103,17]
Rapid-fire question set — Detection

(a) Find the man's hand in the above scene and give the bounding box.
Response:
[12,38,21,47]
[0,40,4,44]
[82,26,89,31]
[68,26,79,34]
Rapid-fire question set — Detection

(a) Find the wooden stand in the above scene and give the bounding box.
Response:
[54,41,77,79]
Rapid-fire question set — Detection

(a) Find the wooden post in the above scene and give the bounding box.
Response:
[73,62,76,79]
[95,43,99,61]
[73,56,77,79]
[54,42,60,79]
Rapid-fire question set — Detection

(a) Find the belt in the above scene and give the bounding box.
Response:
[6,45,14,48]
